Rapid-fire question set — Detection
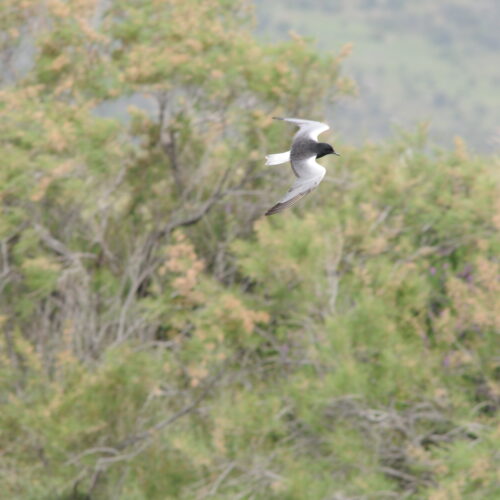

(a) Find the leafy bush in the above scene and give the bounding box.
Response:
[1,1,498,499]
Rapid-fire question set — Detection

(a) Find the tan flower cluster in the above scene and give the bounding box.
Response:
[447,257,500,334]
[31,160,75,202]
[159,232,205,302]
[217,294,269,335]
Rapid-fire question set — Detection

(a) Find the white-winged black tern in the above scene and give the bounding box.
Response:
[265,117,339,216]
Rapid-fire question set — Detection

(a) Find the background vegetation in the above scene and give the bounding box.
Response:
[255,0,500,153]
[1,1,499,499]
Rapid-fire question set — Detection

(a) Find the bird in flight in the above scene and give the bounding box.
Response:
[265,117,339,216]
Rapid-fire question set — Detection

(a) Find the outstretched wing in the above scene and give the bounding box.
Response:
[265,158,326,216]
[273,117,330,142]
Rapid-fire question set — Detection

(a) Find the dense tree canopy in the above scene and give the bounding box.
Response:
[1,1,499,499]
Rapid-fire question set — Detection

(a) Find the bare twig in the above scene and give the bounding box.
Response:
[158,164,232,238]
[117,366,225,450]
[206,462,236,497]
[66,447,119,466]
[379,465,432,488]
[0,238,11,295]
[34,223,96,263]
[161,127,184,195]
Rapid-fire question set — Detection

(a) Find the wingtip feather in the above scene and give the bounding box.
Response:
[264,190,312,216]
[265,201,287,216]
[264,206,280,216]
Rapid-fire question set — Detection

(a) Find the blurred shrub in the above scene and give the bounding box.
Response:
[1,0,499,499]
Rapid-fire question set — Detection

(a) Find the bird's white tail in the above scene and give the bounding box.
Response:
[265,151,290,166]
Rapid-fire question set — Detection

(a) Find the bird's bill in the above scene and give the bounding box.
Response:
[333,152,341,156]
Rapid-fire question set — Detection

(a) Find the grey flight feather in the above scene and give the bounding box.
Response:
[264,187,315,216]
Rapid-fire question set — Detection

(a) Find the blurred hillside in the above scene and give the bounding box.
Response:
[255,0,500,152]
[1,1,499,499]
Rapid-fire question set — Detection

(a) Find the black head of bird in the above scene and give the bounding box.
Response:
[315,142,340,159]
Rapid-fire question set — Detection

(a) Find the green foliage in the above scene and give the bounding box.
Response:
[1,0,499,499]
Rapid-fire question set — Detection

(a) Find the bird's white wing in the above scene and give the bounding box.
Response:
[273,117,330,141]
[265,158,326,216]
